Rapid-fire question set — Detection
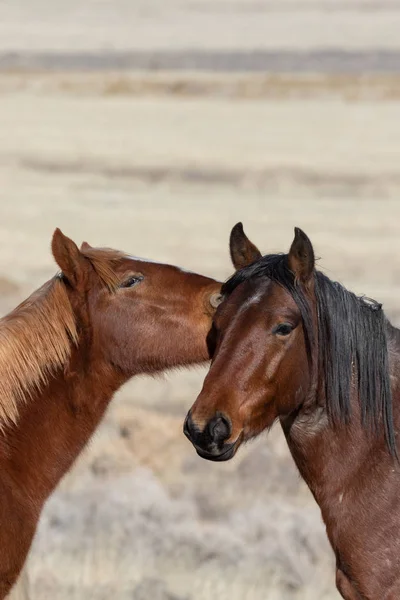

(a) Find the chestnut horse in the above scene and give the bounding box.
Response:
[0,228,220,599]
[185,223,400,599]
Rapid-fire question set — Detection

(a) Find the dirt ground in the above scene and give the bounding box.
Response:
[2,2,400,600]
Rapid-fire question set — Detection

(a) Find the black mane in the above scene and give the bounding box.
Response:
[222,254,396,455]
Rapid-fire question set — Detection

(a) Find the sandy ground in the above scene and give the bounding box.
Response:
[2,2,400,600]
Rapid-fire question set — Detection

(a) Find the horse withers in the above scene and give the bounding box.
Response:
[0,229,221,599]
[185,223,400,599]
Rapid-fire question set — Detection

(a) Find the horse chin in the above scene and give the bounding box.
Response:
[195,442,237,462]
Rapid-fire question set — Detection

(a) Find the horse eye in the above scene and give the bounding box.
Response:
[120,275,144,288]
[273,323,294,336]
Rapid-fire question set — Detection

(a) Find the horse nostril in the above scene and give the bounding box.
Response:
[209,415,231,445]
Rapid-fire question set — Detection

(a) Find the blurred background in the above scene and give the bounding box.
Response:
[1,1,400,599]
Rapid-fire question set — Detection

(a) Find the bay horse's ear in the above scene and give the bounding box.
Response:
[288,227,315,284]
[230,222,262,270]
[51,228,89,288]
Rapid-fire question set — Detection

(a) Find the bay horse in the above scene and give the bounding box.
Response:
[185,223,400,599]
[0,228,221,599]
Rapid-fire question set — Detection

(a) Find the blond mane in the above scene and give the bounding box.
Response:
[0,247,126,425]
[0,277,77,425]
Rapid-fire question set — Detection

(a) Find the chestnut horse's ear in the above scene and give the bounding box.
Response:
[51,228,89,288]
[80,241,92,251]
[288,227,315,284]
[229,222,262,271]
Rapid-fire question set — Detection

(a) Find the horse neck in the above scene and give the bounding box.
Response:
[282,411,378,506]
[281,323,400,541]
[0,340,125,505]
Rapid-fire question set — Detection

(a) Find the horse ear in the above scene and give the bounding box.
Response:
[288,227,315,284]
[229,222,262,270]
[80,241,92,251]
[51,228,88,288]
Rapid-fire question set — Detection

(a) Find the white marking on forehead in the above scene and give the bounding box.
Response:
[241,290,264,308]
[127,255,194,274]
